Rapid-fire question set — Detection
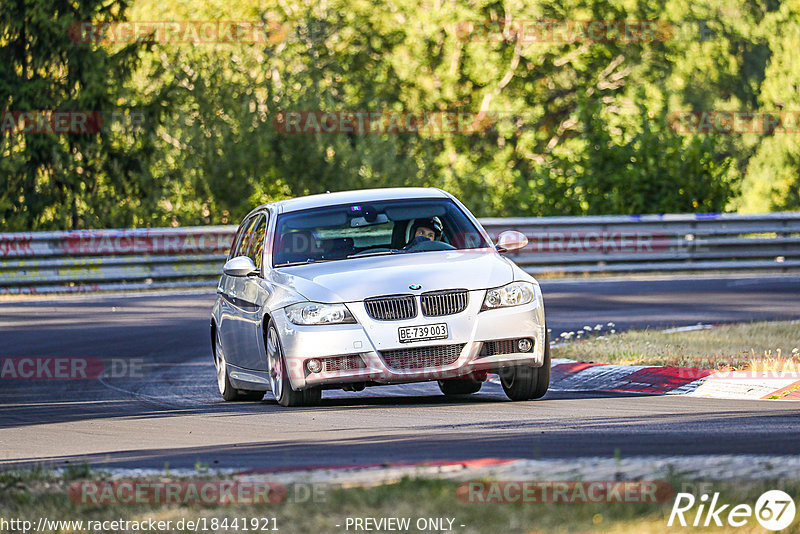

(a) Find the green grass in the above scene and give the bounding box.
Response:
[767,383,800,400]
[552,320,800,369]
[1,469,799,533]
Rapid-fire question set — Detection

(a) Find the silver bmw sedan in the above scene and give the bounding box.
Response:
[211,187,549,406]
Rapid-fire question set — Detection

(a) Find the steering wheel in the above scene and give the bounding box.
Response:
[405,240,456,252]
[350,246,393,256]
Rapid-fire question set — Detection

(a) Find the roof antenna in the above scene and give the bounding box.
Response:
[326,190,331,194]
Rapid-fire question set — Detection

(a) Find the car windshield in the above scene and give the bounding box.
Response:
[272,198,490,267]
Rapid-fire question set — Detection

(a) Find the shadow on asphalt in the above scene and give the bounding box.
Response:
[0,380,650,430]
[5,406,800,470]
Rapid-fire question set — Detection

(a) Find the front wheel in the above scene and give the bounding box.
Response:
[500,330,551,401]
[265,320,321,407]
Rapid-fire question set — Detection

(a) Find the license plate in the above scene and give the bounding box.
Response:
[398,323,448,343]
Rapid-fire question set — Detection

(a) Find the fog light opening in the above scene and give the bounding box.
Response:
[306,358,322,373]
[517,338,533,352]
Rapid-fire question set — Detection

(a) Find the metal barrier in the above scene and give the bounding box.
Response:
[1,212,799,294]
[482,212,800,275]
[0,227,232,295]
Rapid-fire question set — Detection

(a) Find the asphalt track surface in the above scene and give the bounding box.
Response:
[1,274,799,470]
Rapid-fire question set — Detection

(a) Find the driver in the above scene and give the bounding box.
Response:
[404,217,444,249]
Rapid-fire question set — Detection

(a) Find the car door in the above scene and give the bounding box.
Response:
[219,212,270,371]
[218,214,260,370]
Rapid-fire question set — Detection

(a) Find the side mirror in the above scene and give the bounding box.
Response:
[496,230,528,253]
[223,256,259,277]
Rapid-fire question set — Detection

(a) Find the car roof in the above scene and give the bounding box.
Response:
[251,187,450,216]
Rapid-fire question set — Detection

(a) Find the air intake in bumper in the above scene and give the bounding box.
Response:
[381,343,465,370]
[480,338,534,356]
[321,355,366,372]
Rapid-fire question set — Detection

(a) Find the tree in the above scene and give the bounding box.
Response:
[0,0,164,230]
[5,0,786,230]
[741,0,800,211]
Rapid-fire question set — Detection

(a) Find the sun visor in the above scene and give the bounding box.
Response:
[384,204,447,220]
[284,210,348,229]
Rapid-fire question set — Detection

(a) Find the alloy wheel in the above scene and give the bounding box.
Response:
[214,329,227,395]
[266,326,284,401]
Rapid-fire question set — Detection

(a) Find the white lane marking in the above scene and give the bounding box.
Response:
[661,324,713,334]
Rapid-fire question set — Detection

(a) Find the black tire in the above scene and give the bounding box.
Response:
[213,326,266,402]
[530,330,551,399]
[301,386,322,406]
[275,363,322,407]
[219,373,240,402]
[500,330,551,401]
[438,378,483,395]
[265,320,322,407]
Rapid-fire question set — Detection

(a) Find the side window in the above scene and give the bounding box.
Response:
[232,217,257,259]
[228,223,244,260]
[228,224,244,260]
[246,215,267,270]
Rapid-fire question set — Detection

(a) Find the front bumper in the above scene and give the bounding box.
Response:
[272,289,546,390]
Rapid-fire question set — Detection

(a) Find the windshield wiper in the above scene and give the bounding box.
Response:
[346,249,406,259]
[276,258,335,267]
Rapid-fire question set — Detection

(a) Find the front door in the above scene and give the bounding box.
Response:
[218,213,269,371]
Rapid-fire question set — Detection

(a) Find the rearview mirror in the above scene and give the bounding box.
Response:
[350,213,389,227]
[496,230,528,253]
[223,256,259,277]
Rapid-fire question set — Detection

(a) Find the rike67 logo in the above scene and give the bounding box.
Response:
[668,490,796,530]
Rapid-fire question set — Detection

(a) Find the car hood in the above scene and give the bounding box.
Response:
[273,249,513,303]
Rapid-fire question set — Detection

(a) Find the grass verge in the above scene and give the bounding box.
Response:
[1,469,799,533]
[552,320,800,369]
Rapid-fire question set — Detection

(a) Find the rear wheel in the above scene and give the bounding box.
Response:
[438,375,484,395]
[265,320,322,407]
[213,327,265,402]
[500,330,551,401]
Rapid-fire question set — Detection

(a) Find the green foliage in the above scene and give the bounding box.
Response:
[1,0,797,230]
[740,0,800,211]
[575,100,735,214]
[0,0,173,230]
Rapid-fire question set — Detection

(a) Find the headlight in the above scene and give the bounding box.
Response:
[285,302,356,325]
[482,281,536,309]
